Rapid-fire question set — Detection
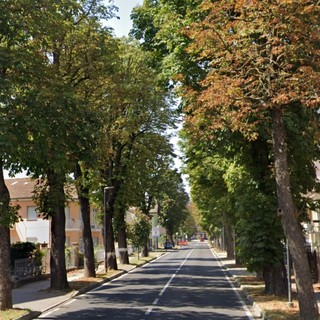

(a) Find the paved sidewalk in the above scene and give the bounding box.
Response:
[213,249,320,318]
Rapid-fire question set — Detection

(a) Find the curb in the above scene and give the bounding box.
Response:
[16,311,41,320]
[75,268,128,296]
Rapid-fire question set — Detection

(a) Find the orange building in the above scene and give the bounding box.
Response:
[7,178,103,251]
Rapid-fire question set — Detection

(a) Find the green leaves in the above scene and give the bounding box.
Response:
[129,211,152,249]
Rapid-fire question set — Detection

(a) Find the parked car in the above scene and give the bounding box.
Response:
[164,241,173,249]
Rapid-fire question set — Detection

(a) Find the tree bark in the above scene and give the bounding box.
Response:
[141,244,149,257]
[117,227,129,264]
[74,164,96,277]
[79,195,96,277]
[223,220,235,259]
[0,165,12,310]
[116,208,129,264]
[271,107,319,319]
[263,264,286,296]
[48,171,69,290]
[104,187,117,270]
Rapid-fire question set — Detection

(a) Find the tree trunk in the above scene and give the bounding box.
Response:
[104,187,117,270]
[141,244,149,257]
[0,165,12,310]
[79,194,96,277]
[48,171,69,290]
[116,207,129,264]
[263,264,286,296]
[74,164,95,277]
[168,233,174,245]
[271,107,319,319]
[223,221,235,259]
[117,226,129,264]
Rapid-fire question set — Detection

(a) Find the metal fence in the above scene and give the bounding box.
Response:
[13,258,41,280]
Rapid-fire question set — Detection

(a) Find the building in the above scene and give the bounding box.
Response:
[7,178,103,251]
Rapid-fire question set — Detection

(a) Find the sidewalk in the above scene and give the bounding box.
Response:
[213,249,320,319]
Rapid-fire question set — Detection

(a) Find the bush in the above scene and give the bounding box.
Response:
[11,242,44,269]
[11,242,36,267]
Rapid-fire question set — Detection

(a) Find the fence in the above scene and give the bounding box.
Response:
[12,257,41,280]
[12,245,136,280]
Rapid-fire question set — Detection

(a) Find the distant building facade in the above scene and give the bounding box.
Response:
[7,178,103,251]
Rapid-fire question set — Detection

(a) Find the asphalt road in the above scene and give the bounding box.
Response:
[38,242,254,320]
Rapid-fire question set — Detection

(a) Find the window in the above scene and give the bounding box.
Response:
[92,237,99,246]
[27,206,37,221]
[91,208,101,229]
[80,237,84,253]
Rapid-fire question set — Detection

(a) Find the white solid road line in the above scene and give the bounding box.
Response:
[210,249,255,320]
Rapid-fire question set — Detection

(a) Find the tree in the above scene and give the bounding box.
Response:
[182,128,291,295]
[74,164,96,278]
[181,203,198,239]
[130,211,152,260]
[130,0,204,87]
[98,38,177,266]
[157,169,189,244]
[180,2,320,318]
[127,133,176,257]
[0,166,13,310]
[68,21,119,278]
[0,0,46,308]
[10,0,117,289]
[132,2,320,315]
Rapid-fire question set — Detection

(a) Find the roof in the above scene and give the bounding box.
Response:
[5,178,36,200]
[5,177,78,200]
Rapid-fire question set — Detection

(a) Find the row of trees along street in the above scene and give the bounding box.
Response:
[130,1,320,319]
[0,0,190,311]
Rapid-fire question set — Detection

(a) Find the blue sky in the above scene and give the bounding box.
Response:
[106,0,143,37]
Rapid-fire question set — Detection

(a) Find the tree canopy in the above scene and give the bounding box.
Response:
[131,1,320,318]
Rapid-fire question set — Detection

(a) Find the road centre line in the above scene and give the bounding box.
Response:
[159,248,193,297]
[159,273,176,296]
[145,307,153,315]
[145,247,195,316]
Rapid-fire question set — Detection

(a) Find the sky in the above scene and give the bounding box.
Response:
[106,0,144,37]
